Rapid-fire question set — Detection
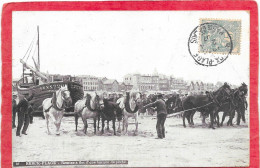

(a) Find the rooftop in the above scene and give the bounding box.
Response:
[103,79,118,85]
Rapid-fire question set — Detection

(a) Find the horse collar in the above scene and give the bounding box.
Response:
[86,95,97,112]
[52,92,66,111]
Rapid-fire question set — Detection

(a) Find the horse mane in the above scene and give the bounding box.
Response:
[85,93,96,111]
[51,88,65,111]
[125,92,139,113]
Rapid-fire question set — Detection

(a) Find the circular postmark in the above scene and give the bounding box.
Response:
[188,23,233,66]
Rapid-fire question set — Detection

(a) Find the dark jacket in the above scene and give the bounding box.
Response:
[16,95,34,114]
[143,99,167,115]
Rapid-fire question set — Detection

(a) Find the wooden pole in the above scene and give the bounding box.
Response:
[37,26,40,71]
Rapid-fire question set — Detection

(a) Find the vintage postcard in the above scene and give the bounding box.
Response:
[1,1,259,168]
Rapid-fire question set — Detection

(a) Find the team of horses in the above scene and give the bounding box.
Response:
[42,82,248,135]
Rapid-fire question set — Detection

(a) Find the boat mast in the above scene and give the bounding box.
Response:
[37,25,40,71]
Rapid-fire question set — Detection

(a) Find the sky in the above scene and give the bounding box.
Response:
[12,11,249,85]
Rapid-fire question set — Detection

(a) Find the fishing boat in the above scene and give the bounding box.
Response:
[16,26,84,114]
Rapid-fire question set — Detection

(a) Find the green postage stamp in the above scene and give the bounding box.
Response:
[200,19,241,55]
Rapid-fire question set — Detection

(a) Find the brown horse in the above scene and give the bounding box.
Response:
[182,83,232,129]
[101,98,122,135]
[219,83,248,126]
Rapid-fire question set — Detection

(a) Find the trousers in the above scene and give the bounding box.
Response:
[12,107,16,127]
[16,111,30,136]
[156,113,167,138]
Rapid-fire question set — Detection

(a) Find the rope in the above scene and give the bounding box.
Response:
[25,41,35,62]
[22,34,37,60]
[167,102,213,118]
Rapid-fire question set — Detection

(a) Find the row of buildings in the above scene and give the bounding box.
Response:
[123,73,217,94]
[13,72,234,94]
[46,72,229,94]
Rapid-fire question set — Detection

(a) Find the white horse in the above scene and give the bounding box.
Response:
[116,91,143,134]
[42,86,72,135]
[74,92,104,134]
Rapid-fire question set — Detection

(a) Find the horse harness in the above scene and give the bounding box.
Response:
[44,89,69,113]
[207,92,222,107]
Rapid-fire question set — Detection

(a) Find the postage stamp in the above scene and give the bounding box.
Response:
[188,22,232,66]
[199,19,241,55]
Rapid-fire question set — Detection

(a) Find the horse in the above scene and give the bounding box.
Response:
[100,98,122,135]
[218,83,248,126]
[74,92,103,134]
[42,86,72,135]
[103,96,120,131]
[214,99,236,127]
[165,95,177,114]
[182,83,232,129]
[116,91,143,134]
[165,94,186,118]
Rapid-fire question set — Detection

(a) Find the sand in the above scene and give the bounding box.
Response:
[12,113,249,167]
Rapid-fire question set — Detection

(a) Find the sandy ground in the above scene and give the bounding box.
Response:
[12,113,249,167]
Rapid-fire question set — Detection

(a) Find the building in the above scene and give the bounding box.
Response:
[170,77,186,91]
[76,75,99,91]
[205,83,215,91]
[123,73,159,91]
[119,82,133,92]
[158,78,169,91]
[103,79,119,92]
[186,81,215,94]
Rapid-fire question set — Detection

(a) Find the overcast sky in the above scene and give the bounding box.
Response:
[12,11,249,85]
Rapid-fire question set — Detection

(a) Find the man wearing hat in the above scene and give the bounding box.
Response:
[142,93,167,139]
[16,93,34,136]
[12,93,18,128]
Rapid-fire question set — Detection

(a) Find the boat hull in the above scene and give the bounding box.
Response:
[17,81,84,114]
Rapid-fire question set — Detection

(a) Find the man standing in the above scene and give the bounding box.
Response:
[142,94,167,139]
[12,93,17,128]
[16,94,34,137]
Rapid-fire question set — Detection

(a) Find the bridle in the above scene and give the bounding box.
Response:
[86,93,100,111]
[60,89,70,102]
[219,85,232,101]
[44,88,71,112]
